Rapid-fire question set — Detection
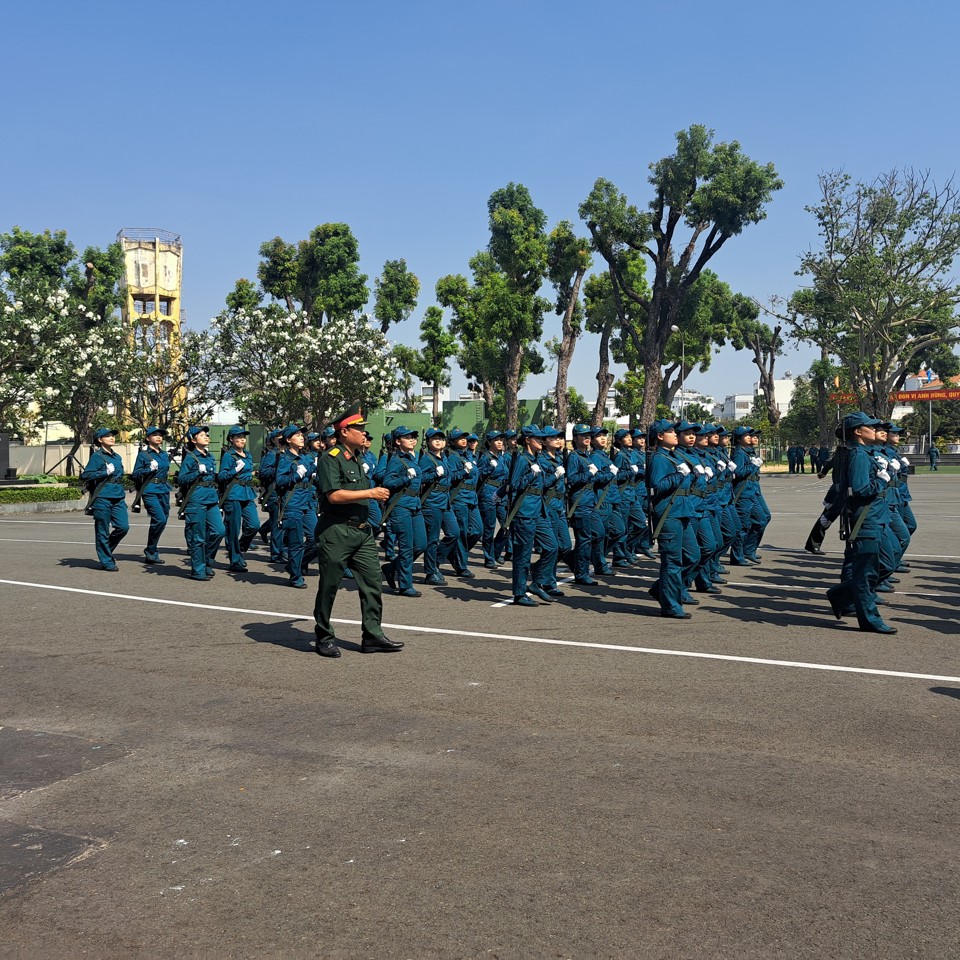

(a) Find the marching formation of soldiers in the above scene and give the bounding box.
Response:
[77,404,918,653]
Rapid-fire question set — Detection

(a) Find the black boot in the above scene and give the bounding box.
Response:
[804,519,827,555]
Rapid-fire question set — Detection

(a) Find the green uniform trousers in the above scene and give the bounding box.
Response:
[313,522,385,644]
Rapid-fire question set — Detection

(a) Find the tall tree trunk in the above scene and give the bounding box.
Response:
[432,379,441,423]
[592,319,615,426]
[66,437,83,477]
[503,341,523,431]
[481,381,495,411]
[661,360,683,410]
[750,324,782,427]
[815,347,833,446]
[553,267,586,430]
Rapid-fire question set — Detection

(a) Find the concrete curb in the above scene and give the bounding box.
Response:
[0,498,86,515]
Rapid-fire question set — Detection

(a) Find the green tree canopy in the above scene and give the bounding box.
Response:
[579,125,783,423]
[374,258,420,334]
[258,224,369,325]
[788,169,960,418]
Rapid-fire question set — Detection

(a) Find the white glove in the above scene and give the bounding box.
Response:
[900,455,910,466]
[716,460,726,470]
[464,462,474,473]
[489,458,498,467]
[609,464,619,476]
[198,464,207,474]
[435,465,445,476]
[630,464,639,473]
[877,469,891,483]
[362,463,370,475]
[677,462,691,476]
[106,463,115,475]
[588,464,598,476]
[705,466,714,479]
[875,456,888,469]
[555,466,565,477]
[750,456,762,467]
[889,459,900,471]
[693,464,706,475]
[727,461,737,473]
[296,464,307,478]
[235,460,244,472]
[149,459,158,471]
[407,467,417,478]
[530,463,541,475]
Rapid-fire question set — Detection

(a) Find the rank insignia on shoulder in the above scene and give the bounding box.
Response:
[328,447,340,457]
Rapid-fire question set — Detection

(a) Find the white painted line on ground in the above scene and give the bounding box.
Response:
[0,537,99,546]
[1,577,958,684]
[0,518,155,527]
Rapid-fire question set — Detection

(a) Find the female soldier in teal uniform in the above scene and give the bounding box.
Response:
[132,425,170,565]
[178,425,225,581]
[274,425,317,589]
[419,427,459,586]
[381,426,426,597]
[647,419,700,618]
[826,413,897,634]
[217,425,262,573]
[80,427,129,571]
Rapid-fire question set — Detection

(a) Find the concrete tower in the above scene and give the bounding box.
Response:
[117,227,183,340]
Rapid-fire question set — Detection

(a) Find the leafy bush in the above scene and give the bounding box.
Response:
[0,487,84,504]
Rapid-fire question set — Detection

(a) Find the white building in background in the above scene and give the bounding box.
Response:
[420,383,453,405]
[713,394,754,421]
[669,388,714,417]
[712,374,796,422]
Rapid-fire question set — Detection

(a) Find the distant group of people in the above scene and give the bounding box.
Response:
[786,442,831,475]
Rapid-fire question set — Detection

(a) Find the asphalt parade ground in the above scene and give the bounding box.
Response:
[1,474,958,959]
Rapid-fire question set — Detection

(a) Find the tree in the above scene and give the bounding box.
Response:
[546,221,591,429]
[613,370,645,426]
[728,312,784,426]
[374,259,420,334]
[38,290,133,470]
[684,401,713,423]
[660,270,752,410]
[391,345,426,413]
[438,184,551,429]
[0,228,77,433]
[0,229,128,466]
[417,306,457,422]
[437,251,548,426]
[788,169,960,418]
[583,272,619,426]
[580,125,783,423]
[212,301,398,427]
[125,326,227,441]
[258,224,369,325]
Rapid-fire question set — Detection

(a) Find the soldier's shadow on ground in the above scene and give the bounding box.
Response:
[705,583,854,630]
[241,619,362,654]
[57,557,107,571]
[930,686,960,700]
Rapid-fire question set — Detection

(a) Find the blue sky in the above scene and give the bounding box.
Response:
[4,0,957,406]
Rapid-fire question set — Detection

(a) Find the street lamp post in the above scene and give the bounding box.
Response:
[670,325,685,419]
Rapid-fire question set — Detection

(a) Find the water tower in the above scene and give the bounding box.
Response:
[117,227,183,339]
[117,228,185,434]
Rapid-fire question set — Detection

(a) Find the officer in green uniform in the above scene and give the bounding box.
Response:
[313,403,404,658]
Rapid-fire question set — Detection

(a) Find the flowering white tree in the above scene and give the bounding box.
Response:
[36,290,134,472]
[0,291,64,435]
[125,324,228,441]
[212,302,399,427]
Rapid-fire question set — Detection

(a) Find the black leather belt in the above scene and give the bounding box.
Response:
[484,479,500,488]
[344,519,369,529]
